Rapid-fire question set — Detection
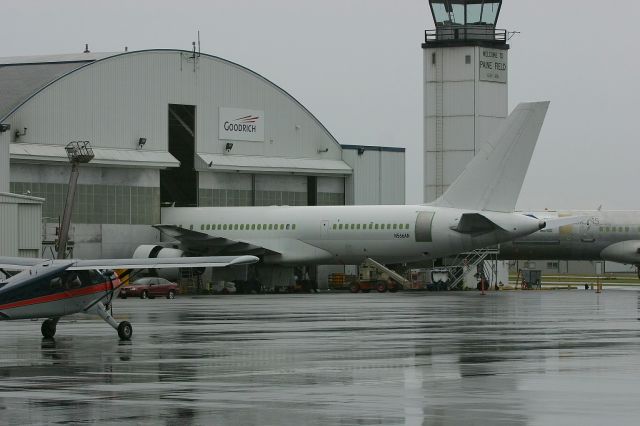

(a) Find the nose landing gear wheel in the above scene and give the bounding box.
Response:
[41,318,57,339]
[118,321,133,340]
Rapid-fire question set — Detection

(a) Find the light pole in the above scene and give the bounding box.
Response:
[57,141,94,259]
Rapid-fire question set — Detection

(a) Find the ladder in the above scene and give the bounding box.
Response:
[435,49,444,198]
[363,258,410,289]
[446,249,499,290]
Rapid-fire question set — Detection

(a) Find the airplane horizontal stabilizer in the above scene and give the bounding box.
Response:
[431,101,549,213]
[453,213,502,234]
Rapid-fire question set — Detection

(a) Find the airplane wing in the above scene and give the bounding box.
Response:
[0,257,44,270]
[67,255,259,270]
[0,255,259,272]
[154,224,279,256]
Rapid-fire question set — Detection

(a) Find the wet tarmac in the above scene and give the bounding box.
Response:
[2,290,640,425]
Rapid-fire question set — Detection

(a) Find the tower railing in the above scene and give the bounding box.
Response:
[425,27,507,44]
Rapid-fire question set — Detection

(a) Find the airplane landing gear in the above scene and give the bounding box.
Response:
[41,318,59,339]
[117,321,132,340]
[91,301,133,340]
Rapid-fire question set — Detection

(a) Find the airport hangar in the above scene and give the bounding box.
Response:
[0,49,405,285]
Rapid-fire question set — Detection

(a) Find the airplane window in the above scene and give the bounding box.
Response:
[200,224,205,230]
[234,224,239,230]
[63,273,82,289]
[280,224,284,230]
[223,224,227,230]
[369,224,373,229]
[387,224,391,229]
[618,227,623,232]
[393,224,397,230]
[50,277,63,289]
[240,224,244,230]
[189,225,193,230]
[286,224,290,230]
[268,224,272,230]
[405,224,410,229]
[263,224,267,229]
[375,224,379,230]
[332,224,337,230]
[206,224,210,230]
[356,224,361,230]
[625,227,630,232]
[251,224,256,230]
[339,224,343,230]
[292,224,296,230]
[349,224,353,230]
[257,224,262,230]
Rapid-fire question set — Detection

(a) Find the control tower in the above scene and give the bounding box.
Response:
[423,0,509,202]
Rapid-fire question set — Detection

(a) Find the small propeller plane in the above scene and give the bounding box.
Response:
[0,255,258,340]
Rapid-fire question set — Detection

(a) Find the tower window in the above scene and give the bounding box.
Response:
[432,53,436,65]
[465,55,471,64]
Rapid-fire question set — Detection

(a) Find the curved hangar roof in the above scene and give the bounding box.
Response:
[0,50,350,174]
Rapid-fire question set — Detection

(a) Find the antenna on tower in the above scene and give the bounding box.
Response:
[507,31,521,40]
[197,30,201,57]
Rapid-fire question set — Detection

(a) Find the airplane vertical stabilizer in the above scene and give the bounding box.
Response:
[430,101,549,213]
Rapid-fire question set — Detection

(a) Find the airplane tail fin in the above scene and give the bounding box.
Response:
[430,101,549,213]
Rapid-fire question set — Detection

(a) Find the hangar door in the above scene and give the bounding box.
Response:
[161,104,198,207]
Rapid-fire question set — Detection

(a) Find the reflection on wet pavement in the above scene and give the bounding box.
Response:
[1,291,640,425]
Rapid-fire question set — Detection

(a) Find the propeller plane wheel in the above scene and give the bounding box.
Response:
[141,290,148,299]
[117,321,133,340]
[167,290,176,299]
[41,319,57,339]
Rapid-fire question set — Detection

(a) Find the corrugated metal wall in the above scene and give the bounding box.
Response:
[18,203,42,255]
[0,202,18,255]
[7,50,342,163]
[343,148,405,206]
[0,133,8,192]
[0,194,42,257]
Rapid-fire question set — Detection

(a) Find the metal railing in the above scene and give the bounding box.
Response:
[424,27,507,44]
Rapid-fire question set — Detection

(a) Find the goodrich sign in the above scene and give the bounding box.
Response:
[219,107,265,142]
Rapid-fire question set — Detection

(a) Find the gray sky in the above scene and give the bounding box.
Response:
[4,1,639,209]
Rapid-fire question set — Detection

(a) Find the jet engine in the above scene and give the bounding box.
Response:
[132,245,186,281]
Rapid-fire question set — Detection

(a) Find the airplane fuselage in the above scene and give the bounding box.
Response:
[0,263,119,320]
[161,205,544,265]
[499,210,640,265]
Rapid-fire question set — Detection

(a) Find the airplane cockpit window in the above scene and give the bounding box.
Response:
[62,272,82,289]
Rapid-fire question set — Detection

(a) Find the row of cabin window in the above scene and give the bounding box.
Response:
[332,223,410,231]
[599,226,640,233]
[198,223,297,231]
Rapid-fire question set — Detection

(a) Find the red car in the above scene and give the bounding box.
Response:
[118,277,179,299]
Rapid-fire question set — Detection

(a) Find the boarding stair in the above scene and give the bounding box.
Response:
[363,258,411,289]
[445,249,499,290]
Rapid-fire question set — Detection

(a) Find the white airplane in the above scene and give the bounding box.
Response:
[0,255,258,339]
[499,210,640,277]
[136,102,569,266]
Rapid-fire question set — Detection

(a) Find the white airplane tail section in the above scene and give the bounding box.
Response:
[431,101,549,213]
